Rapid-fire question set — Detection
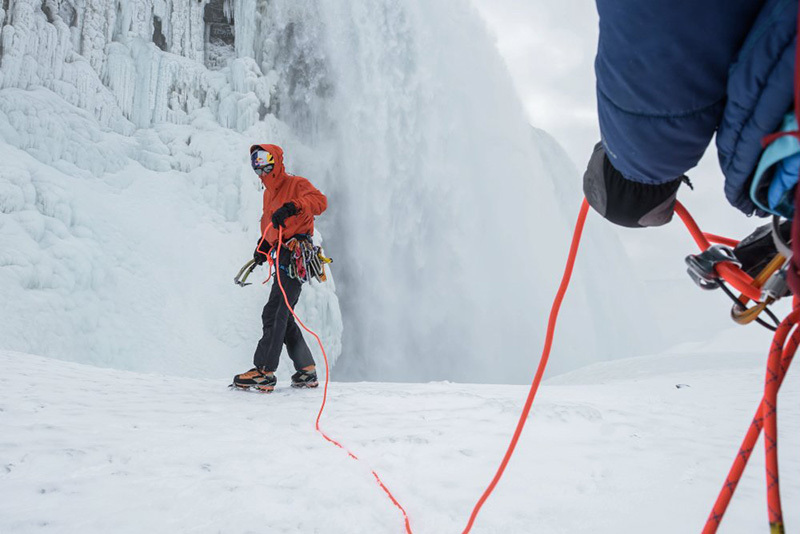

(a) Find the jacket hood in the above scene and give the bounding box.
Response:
[250,143,286,189]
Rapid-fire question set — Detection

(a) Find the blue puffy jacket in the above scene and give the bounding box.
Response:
[596,0,796,215]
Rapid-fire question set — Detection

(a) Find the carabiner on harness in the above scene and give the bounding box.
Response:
[282,238,332,284]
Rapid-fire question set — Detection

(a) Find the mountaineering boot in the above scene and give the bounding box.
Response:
[291,369,319,388]
[232,367,277,392]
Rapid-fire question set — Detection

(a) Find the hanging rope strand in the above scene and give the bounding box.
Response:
[461,199,590,533]
[273,228,413,534]
[462,198,795,533]
[701,310,800,533]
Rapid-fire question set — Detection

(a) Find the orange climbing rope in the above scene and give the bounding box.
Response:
[702,309,800,534]
[462,199,590,533]
[267,228,413,534]
[256,199,791,533]
[463,198,795,533]
[673,202,761,301]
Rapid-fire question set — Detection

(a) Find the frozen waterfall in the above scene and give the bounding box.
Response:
[0,0,657,383]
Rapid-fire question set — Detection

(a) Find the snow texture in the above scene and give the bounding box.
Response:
[2,337,798,533]
[1,0,652,383]
[2,3,795,533]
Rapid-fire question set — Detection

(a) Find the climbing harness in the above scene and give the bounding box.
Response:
[234,237,332,289]
[282,237,332,283]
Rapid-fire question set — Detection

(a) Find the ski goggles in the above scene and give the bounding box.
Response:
[251,149,275,174]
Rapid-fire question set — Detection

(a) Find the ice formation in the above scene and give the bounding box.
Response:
[0,0,654,382]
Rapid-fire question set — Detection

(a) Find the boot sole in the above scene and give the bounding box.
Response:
[230,383,275,393]
[291,381,319,389]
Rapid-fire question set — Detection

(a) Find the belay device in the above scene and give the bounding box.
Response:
[685,219,792,330]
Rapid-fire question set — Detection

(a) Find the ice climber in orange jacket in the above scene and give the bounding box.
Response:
[233,143,328,392]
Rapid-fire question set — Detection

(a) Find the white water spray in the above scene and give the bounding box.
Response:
[0,0,656,382]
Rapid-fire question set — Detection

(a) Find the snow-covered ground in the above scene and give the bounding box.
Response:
[3,2,797,532]
[3,330,798,533]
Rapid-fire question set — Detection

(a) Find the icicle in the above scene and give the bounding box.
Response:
[233,0,254,59]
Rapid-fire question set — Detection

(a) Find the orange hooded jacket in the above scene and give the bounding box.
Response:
[251,143,327,247]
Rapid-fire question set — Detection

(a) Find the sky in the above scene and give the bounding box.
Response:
[470,0,759,270]
[469,0,781,344]
[471,0,600,171]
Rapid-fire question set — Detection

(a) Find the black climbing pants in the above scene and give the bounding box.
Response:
[253,261,315,373]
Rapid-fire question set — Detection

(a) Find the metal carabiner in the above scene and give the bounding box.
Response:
[761,264,790,302]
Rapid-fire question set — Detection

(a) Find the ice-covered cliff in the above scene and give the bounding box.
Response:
[0,0,656,382]
[0,0,344,379]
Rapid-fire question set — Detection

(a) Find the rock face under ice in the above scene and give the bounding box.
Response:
[0,0,277,132]
[203,0,234,70]
[0,0,652,382]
